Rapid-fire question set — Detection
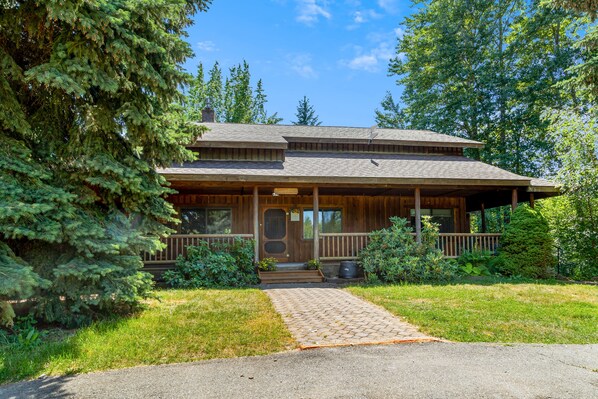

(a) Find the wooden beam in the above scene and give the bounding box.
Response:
[529,193,535,209]
[253,186,259,262]
[313,186,320,260]
[511,189,518,211]
[415,187,421,243]
[481,202,487,233]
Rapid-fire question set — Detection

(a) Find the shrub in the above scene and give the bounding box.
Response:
[457,249,493,276]
[495,205,556,278]
[257,257,278,271]
[359,216,457,283]
[163,239,258,288]
[306,259,321,270]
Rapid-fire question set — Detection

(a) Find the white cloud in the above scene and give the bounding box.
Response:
[287,53,318,78]
[342,30,397,73]
[352,9,382,24]
[377,0,398,13]
[196,40,216,52]
[296,0,331,25]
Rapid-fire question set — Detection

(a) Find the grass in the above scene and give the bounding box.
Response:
[347,278,598,344]
[0,289,295,385]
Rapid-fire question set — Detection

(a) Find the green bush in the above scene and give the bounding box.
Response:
[359,216,457,283]
[495,205,556,278]
[457,249,493,276]
[163,239,258,288]
[257,257,278,271]
[306,259,321,270]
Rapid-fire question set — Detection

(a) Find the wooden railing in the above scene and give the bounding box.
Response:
[143,234,254,264]
[320,233,370,260]
[436,233,501,258]
[320,232,501,260]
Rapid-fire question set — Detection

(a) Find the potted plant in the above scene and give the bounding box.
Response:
[306,258,321,270]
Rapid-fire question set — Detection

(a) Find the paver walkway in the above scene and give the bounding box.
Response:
[264,286,437,348]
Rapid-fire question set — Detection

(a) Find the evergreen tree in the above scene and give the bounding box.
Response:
[374,92,406,128]
[187,61,281,124]
[0,0,210,326]
[292,96,322,126]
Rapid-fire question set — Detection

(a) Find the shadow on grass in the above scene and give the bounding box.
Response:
[0,316,132,386]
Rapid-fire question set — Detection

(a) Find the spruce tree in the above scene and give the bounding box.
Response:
[0,0,210,326]
[374,92,406,128]
[293,96,322,126]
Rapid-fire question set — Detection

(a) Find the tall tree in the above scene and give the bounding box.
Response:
[539,0,598,278]
[186,61,281,124]
[374,92,406,128]
[384,0,582,176]
[292,96,322,126]
[0,0,210,326]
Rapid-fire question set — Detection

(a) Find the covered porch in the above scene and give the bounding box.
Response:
[142,182,545,274]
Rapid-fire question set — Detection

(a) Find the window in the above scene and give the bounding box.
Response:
[180,208,232,234]
[303,209,342,239]
[410,208,454,233]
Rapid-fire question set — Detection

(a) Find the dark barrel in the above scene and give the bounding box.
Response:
[339,260,359,278]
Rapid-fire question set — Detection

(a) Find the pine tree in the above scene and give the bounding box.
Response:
[0,0,210,326]
[293,96,322,126]
[187,61,281,124]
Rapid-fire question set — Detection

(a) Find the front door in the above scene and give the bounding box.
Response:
[262,208,289,262]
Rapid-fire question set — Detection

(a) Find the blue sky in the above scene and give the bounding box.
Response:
[185,0,411,127]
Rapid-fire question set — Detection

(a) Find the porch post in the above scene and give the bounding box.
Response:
[313,186,319,260]
[529,193,535,209]
[480,202,487,233]
[511,189,518,212]
[253,186,259,263]
[414,187,421,243]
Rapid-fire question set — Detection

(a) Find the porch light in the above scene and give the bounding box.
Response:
[273,187,298,196]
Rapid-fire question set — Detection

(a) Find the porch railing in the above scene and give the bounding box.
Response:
[320,232,501,260]
[143,234,254,264]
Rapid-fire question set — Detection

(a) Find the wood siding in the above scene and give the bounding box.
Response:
[288,142,464,156]
[192,147,285,161]
[169,194,468,263]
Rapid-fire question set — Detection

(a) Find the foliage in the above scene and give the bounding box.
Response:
[374,91,405,128]
[494,205,556,278]
[0,289,295,384]
[257,257,278,272]
[359,217,457,283]
[186,61,282,124]
[0,243,49,327]
[540,108,598,278]
[457,250,493,276]
[306,259,322,270]
[384,0,587,176]
[163,239,258,288]
[292,96,322,126]
[0,314,44,349]
[0,0,211,326]
[348,280,598,343]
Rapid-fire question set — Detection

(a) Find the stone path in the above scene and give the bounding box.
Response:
[264,286,436,348]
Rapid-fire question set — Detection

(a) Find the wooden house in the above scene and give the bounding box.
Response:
[144,113,558,278]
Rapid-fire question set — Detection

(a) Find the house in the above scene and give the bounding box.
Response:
[144,109,558,278]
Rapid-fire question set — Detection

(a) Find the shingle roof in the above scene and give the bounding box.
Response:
[160,151,535,186]
[191,123,484,149]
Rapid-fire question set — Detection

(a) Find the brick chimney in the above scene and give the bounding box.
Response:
[201,105,215,123]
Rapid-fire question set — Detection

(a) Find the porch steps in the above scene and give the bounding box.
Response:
[258,270,325,284]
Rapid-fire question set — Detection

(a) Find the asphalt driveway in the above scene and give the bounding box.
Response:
[2,342,597,399]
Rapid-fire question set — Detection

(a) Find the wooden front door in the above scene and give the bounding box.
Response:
[262,208,289,262]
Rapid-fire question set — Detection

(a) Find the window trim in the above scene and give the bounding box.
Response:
[178,206,233,234]
[409,207,456,233]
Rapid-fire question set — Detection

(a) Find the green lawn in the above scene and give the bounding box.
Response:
[0,289,295,384]
[347,279,598,344]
